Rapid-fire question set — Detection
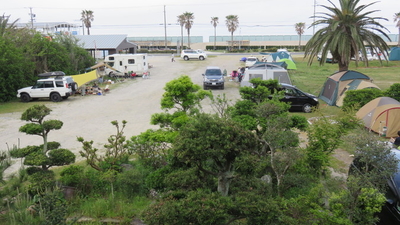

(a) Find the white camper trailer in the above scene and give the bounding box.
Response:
[104,54,149,77]
[240,63,292,87]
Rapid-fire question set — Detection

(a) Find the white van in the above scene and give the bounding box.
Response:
[103,54,149,77]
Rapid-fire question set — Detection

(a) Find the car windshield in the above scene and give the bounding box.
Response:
[206,69,222,75]
[247,58,257,61]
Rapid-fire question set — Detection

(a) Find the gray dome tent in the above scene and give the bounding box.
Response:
[319,70,380,106]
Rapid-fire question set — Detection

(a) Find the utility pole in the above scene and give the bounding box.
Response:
[164,5,167,50]
[313,0,316,34]
[29,7,36,29]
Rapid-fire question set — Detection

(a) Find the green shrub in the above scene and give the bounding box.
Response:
[59,165,84,187]
[384,83,400,101]
[290,114,309,131]
[342,88,383,111]
[27,170,56,195]
[114,165,149,197]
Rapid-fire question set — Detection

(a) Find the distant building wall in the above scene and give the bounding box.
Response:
[208,34,398,43]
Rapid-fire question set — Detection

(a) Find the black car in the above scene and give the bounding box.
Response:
[350,149,400,224]
[202,66,224,90]
[277,83,319,113]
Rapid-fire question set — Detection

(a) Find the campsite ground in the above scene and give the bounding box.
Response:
[0,54,245,176]
[0,53,359,177]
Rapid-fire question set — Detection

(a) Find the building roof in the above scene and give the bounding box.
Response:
[75,35,137,50]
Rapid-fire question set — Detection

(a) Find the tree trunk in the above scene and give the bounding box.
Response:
[218,171,233,196]
[181,26,183,50]
[298,34,301,50]
[214,27,216,50]
[231,32,233,51]
[42,134,48,153]
[338,60,349,71]
[87,27,90,35]
[187,30,191,49]
[398,27,400,47]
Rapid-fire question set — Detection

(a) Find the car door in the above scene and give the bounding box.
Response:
[30,81,54,98]
[282,87,309,111]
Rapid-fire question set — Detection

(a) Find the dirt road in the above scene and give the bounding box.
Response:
[0,54,243,176]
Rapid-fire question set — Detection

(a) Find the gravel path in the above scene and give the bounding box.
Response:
[0,54,243,176]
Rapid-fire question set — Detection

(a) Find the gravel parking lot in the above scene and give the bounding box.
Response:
[0,54,243,176]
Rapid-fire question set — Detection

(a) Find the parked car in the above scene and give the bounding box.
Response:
[275,83,319,113]
[349,148,400,224]
[17,71,77,102]
[180,49,207,61]
[202,66,224,90]
[317,51,338,63]
[245,57,259,67]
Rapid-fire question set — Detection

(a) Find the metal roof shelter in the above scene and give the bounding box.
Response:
[76,35,137,58]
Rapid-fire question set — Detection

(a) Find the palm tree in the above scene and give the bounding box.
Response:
[294,22,305,51]
[225,15,239,51]
[211,17,219,50]
[182,12,194,49]
[177,14,185,50]
[81,10,94,35]
[0,15,18,37]
[394,12,400,47]
[305,0,390,71]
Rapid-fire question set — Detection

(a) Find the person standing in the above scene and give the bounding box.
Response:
[390,131,400,148]
[171,53,175,62]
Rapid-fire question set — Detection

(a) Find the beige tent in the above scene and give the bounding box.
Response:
[336,80,380,106]
[356,97,400,137]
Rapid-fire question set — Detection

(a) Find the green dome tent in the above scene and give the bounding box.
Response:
[279,58,297,70]
[266,51,294,62]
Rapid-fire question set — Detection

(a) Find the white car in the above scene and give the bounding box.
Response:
[245,57,259,67]
[17,71,77,102]
[180,49,207,61]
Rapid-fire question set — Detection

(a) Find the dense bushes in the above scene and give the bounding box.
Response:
[0,17,95,102]
[342,88,384,111]
[342,83,400,111]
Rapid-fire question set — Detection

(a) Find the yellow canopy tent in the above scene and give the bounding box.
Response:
[70,70,98,87]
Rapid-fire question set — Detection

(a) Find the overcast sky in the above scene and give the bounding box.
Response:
[3,0,399,39]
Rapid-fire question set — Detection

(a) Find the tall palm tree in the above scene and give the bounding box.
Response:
[305,0,390,71]
[394,12,400,47]
[294,22,305,51]
[81,10,94,35]
[177,14,185,50]
[182,12,194,49]
[225,15,239,51]
[211,17,219,50]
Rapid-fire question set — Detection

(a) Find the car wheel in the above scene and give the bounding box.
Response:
[20,93,31,102]
[184,56,189,61]
[220,85,224,90]
[199,56,204,60]
[302,103,312,113]
[50,93,62,102]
